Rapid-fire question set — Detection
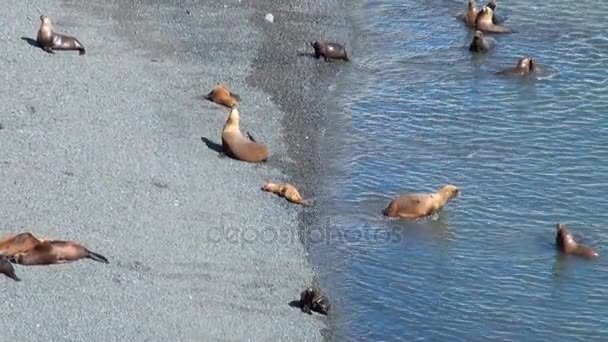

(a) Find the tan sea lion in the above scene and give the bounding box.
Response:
[383,184,460,219]
[475,7,511,33]
[221,106,268,163]
[9,239,109,266]
[37,15,86,55]
[310,41,349,62]
[496,57,538,76]
[459,0,479,27]
[555,224,598,259]
[0,255,20,281]
[299,287,330,315]
[261,182,310,206]
[0,232,45,256]
[204,85,241,108]
[469,30,495,53]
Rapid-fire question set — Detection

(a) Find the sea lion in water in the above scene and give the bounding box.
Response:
[37,15,86,55]
[383,184,460,219]
[221,106,269,163]
[475,6,511,33]
[204,85,241,108]
[9,239,109,266]
[459,0,479,27]
[555,224,598,259]
[496,57,539,77]
[0,255,20,281]
[261,182,310,206]
[299,287,330,315]
[0,232,45,256]
[310,41,349,62]
[469,30,495,53]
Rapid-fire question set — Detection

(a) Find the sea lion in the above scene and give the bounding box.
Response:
[0,255,20,281]
[0,232,45,256]
[9,240,109,266]
[299,287,330,315]
[555,224,598,259]
[458,0,479,27]
[261,182,310,206]
[204,85,241,108]
[496,57,538,77]
[221,106,269,163]
[37,15,86,55]
[469,30,495,53]
[475,6,511,33]
[310,41,349,62]
[383,184,460,219]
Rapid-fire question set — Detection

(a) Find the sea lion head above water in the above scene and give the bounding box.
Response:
[469,30,495,53]
[475,6,511,33]
[497,56,540,77]
[555,223,598,259]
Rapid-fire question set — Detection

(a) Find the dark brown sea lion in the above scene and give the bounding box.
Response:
[496,57,539,77]
[475,7,511,33]
[0,255,20,281]
[0,232,45,256]
[299,287,330,315]
[221,106,268,163]
[310,41,349,62]
[9,240,109,266]
[383,184,460,219]
[469,30,495,53]
[204,85,241,109]
[37,15,85,55]
[555,224,598,259]
[261,182,310,206]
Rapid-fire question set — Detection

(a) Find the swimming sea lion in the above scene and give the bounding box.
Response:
[310,41,349,62]
[37,15,86,55]
[458,0,479,27]
[299,287,330,315]
[496,57,538,76]
[0,232,45,256]
[221,106,269,163]
[475,6,511,33]
[0,255,20,281]
[383,184,460,219]
[204,85,241,108]
[261,182,310,206]
[469,30,495,53]
[555,224,598,259]
[9,240,109,266]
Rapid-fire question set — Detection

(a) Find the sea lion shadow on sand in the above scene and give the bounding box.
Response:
[21,37,41,48]
[200,136,224,154]
[296,51,317,59]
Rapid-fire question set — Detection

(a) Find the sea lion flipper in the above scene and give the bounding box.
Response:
[43,46,54,54]
[86,250,109,264]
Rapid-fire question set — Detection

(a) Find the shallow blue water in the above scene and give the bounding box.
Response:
[313,0,608,340]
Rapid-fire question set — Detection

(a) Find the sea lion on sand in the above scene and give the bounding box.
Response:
[383,184,460,219]
[0,255,20,281]
[469,30,495,53]
[204,85,241,108]
[555,224,598,259]
[221,106,268,163]
[475,7,511,33]
[37,15,85,55]
[261,182,310,206]
[9,240,109,266]
[496,57,539,77]
[0,232,45,256]
[310,41,349,62]
[299,287,330,315]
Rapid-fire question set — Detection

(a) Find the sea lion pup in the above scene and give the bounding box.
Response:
[0,232,45,256]
[9,240,109,266]
[475,6,511,33]
[555,224,598,259]
[261,182,310,206]
[299,287,330,315]
[310,41,349,62]
[383,184,460,219]
[496,57,538,76]
[221,105,269,163]
[37,15,86,55]
[0,255,20,281]
[469,30,495,53]
[204,85,241,108]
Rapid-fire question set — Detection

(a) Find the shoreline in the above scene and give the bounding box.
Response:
[0,0,351,340]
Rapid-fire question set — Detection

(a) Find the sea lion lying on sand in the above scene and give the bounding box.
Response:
[221,106,269,163]
[205,85,241,108]
[261,182,311,206]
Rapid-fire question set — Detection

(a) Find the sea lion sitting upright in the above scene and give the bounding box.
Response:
[204,85,241,109]
[0,255,20,281]
[383,184,460,219]
[37,15,86,55]
[299,287,330,315]
[9,239,109,266]
[221,105,269,163]
[310,41,349,62]
[469,30,495,53]
[475,6,511,33]
[555,224,598,259]
[0,232,45,256]
[261,182,310,206]
[496,57,539,77]
[485,0,505,24]
[458,0,479,27]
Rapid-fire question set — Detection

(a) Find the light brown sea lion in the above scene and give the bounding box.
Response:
[459,0,479,27]
[383,184,460,219]
[204,85,241,108]
[221,106,269,163]
[261,182,310,206]
[0,255,20,281]
[496,57,538,76]
[9,239,109,266]
[469,30,495,53]
[37,15,85,55]
[310,41,349,62]
[0,232,45,256]
[299,287,330,315]
[555,224,598,259]
[475,6,511,33]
